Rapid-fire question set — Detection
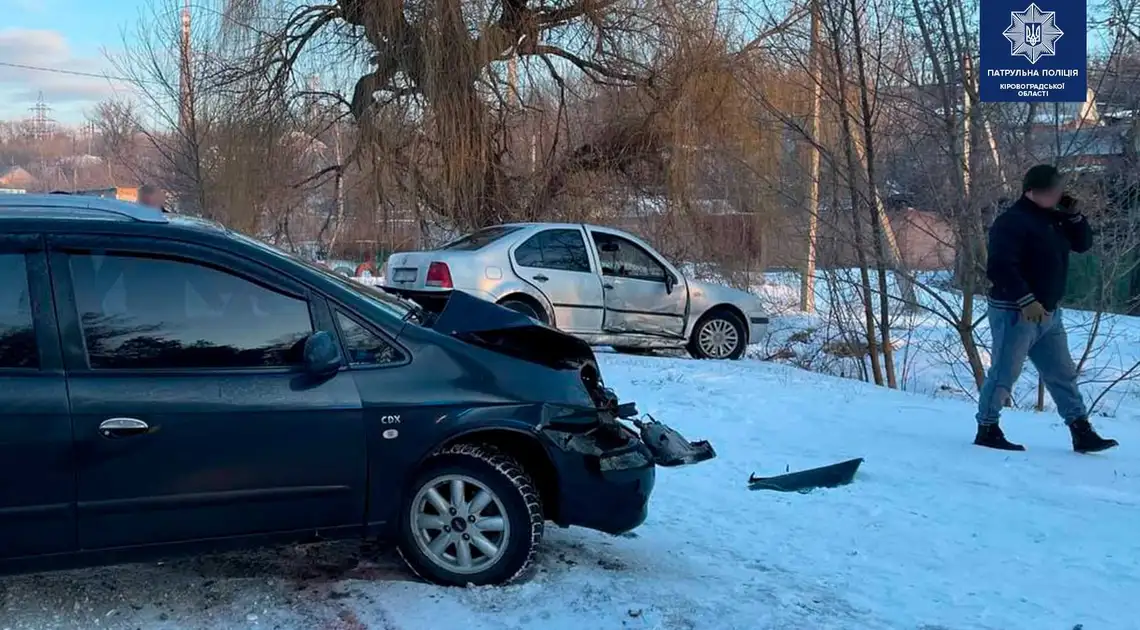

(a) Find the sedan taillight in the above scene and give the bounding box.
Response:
[426,262,453,288]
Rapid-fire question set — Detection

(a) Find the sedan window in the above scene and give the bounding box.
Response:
[514,229,591,273]
[590,233,667,281]
[440,225,522,251]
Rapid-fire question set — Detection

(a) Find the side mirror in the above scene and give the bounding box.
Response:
[303,330,343,377]
[664,274,675,294]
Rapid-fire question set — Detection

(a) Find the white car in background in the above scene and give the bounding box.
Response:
[382,223,768,360]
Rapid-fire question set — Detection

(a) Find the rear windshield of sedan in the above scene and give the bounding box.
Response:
[440,225,521,251]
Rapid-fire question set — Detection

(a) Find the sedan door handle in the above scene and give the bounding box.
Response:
[99,417,150,439]
[533,274,549,282]
[603,283,614,290]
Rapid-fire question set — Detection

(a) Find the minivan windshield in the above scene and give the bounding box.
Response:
[440,225,521,251]
[228,231,417,321]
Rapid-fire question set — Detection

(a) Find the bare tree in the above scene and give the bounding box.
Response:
[87,99,143,180]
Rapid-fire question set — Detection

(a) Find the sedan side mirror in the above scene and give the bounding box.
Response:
[303,330,343,377]
[664,274,675,294]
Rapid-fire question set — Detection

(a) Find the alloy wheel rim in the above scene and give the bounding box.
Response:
[698,319,739,358]
[410,474,511,574]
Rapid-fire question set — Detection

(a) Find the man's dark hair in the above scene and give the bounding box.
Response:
[1022,164,1062,193]
[139,184,158,196]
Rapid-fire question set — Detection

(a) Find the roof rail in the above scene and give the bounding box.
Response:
[0,193,170,224]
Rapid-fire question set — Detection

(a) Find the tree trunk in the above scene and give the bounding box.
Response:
[800,0,823,313]
[429,76,504,230]
[827,11,883,386]
[847,0,896,387]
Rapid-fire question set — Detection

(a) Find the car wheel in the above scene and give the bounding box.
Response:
[687,310,746,360]
[396,444,544,586]
[498,299,547,324]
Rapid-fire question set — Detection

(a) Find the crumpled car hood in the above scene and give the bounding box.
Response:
[407,289,596,370]
[431,289,543,334]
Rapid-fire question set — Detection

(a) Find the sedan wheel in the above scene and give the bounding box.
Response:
[396,444,543,586]
[688,312,746,360]
[498,299,547,324]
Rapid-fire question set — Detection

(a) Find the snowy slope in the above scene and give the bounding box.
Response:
[2,354,1137,630]
[753,270,1140,423]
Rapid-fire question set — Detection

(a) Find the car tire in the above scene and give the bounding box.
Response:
[396,444,544,587]
[687,310,747,360]
[498,299,547,324]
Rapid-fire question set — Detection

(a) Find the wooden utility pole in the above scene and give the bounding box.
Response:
[178,0,193,135]
[800,0,823,312]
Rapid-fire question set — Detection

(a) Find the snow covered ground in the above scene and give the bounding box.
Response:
[2,350,1138,630]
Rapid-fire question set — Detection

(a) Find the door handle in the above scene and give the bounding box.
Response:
[533,274,549,282]
[603,283,614,290]
[99,417,150,439]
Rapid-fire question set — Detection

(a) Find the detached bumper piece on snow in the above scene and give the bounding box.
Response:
[747,457,864,493]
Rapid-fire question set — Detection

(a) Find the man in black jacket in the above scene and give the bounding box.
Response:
[975,164,1118,453]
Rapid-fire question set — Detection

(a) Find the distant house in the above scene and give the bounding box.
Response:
[0,166,36,190]
[74,187,140,203]
[59,155,104,168]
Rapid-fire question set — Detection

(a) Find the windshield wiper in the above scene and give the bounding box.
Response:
[401,301,435,326]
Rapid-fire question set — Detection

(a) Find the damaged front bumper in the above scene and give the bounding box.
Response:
[539,386,716,535]
[594,385,717,469]
[542,386,717,472]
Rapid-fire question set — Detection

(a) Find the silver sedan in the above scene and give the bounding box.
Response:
[383,222,769,359]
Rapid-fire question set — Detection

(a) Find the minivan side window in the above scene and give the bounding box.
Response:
[513,229,591,273]
[69,253,314,370]
[335,311,405,366]
[0,253,38,369]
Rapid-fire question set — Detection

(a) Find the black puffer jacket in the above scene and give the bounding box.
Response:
[986,195,1093,312]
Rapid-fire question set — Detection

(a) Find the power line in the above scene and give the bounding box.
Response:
[0,60,139,83]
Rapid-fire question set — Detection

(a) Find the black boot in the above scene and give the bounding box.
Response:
[974,423,1025,451]
[1069,418,1118,453]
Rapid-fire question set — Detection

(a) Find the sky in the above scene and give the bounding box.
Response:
[0,0,152,125]
[0,0,1114,128]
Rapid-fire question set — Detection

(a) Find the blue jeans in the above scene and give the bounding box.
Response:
[976,306,1087,426]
